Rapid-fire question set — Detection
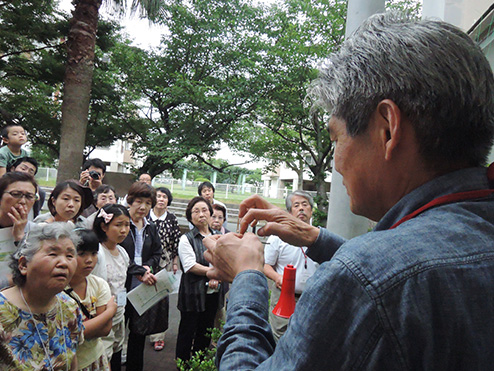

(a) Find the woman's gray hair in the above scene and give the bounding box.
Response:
[10,223,81,287]
[310,11,494,169]
[286,191,314,212]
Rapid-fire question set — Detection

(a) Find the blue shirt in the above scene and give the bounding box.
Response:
[216,167,494,370]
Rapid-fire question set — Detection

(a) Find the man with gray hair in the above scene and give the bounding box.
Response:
[263,190,319,341]
[203,12,494,370]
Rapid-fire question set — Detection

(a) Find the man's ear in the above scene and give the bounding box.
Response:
[376,99,402,161]
[18,256,28,276]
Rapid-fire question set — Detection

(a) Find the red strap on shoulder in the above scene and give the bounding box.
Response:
[390,163,494,229]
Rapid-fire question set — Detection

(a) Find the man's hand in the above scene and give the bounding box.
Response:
[203,233,264,283]
[239,194,320,247]
[79,170,90,187]
[208,279,219,290]
[274,274,283,290]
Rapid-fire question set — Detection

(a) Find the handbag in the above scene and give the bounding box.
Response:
[128,295,170,336]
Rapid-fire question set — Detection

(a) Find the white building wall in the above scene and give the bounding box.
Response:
[423,0,492,31]
[87,140,137,173]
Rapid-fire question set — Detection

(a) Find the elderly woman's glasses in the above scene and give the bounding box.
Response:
[4,191,38,201]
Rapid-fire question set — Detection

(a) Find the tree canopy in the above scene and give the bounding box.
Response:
[1,0,420,201]
[109,0,273,177]
[0,2,138,165]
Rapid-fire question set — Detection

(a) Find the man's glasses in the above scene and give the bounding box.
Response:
[4,191,38,201]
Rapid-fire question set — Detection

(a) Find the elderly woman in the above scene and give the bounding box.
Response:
[175,196,222,363]
[120,182,162,371]
[0,223,84,370]
[210,203,229,234]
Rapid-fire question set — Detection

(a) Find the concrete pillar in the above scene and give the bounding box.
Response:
[263,179,270,197]
[345,0,385,38]
[271,178,280,199]
[325,0,385,239]
[211,171,217,186]
[181,169,187,190]
[241,174,247,194]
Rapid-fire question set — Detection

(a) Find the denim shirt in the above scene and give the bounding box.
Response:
[216,167,494,370]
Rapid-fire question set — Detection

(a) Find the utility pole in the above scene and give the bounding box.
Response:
[325,0,385,239]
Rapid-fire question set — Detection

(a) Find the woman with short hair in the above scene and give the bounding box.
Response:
[34,180,92,227]
[120,182,162,371]
[176,196,222,363]
[0,172,37,241]
[0,223,84,370]
[148,186,181,351]
[0,172,38,289]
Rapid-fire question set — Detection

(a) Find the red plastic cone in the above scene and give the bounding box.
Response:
[272,264,296,318]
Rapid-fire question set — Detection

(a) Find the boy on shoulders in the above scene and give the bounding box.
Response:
[0,124,28,177]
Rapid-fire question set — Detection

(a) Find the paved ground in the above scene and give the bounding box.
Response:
[123,292,180,371]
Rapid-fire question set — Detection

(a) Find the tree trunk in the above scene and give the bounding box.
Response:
[313,169,329,213]
[57,0,102,182]
[297,158,304,190]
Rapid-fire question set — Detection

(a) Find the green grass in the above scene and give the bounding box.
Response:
[154,182,285,207]
[36,179,56,187]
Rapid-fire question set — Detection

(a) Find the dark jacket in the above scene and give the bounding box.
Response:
[33,187,45,218]
[120,220,162,291]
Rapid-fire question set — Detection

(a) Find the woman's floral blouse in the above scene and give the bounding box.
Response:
[0,291,84,370]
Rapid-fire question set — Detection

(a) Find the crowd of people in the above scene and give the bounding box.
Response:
[0,133,237,370]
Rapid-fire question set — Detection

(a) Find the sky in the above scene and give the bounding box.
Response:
[57,0,164,48]
[56,0,266,170]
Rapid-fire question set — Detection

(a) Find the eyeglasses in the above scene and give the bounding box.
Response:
[211,215,224,221]
[4,191,38,201]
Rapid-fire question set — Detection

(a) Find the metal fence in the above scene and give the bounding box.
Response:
[35,167,58,182]
[34,168,329,201]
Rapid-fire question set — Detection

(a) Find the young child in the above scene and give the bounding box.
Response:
[0,124,28,177]
[66,229,117,371]
[91,204,131,371]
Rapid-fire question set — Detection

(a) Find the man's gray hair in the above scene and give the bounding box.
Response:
[286,190,314,212]
[311,12,494,169]
[10,223,81,287]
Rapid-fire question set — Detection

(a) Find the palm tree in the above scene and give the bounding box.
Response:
[57,0,164,182]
